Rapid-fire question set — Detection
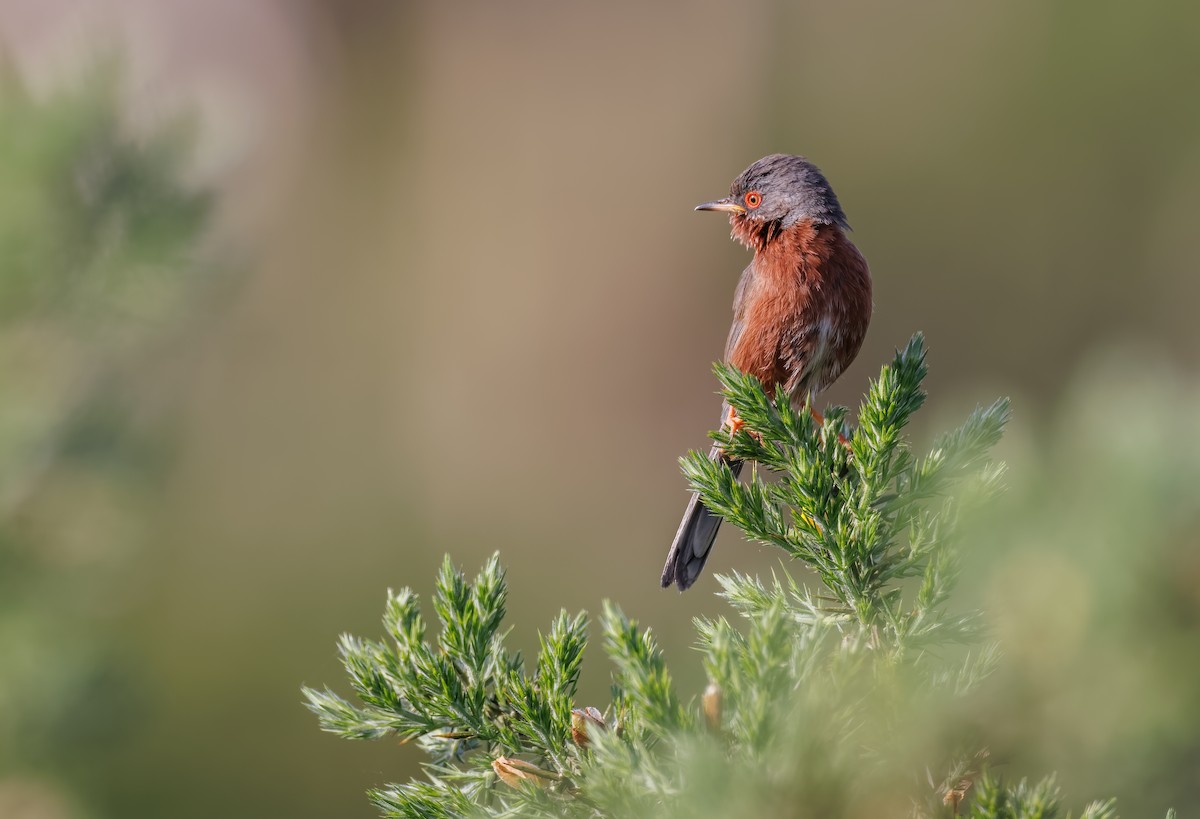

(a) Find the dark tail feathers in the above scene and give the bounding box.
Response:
[660,447,744,591]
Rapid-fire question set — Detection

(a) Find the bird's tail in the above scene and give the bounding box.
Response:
[660,446,744,591]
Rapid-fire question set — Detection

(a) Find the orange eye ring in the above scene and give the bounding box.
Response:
[744,191,762,209]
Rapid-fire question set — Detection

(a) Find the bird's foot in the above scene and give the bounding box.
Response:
[724,405,762,445]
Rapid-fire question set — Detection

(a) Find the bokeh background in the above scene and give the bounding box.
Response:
[0,1,1198,817]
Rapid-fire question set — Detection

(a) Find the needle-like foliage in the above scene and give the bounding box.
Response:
[683,334,1009,645]
[305,335,1172,819]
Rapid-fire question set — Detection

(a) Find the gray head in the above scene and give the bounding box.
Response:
[695,154,850,232]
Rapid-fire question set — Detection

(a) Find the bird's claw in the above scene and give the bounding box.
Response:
[724,406,762,446]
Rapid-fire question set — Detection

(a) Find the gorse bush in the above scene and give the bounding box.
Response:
[305,335,1175,818]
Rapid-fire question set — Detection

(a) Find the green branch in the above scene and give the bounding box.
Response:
[304,334,1165,819]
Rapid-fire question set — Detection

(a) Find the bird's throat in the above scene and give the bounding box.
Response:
[730,215,785,252]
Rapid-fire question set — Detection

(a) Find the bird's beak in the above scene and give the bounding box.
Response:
[694,197,746,214]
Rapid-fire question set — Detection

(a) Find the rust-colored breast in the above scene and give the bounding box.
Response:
[724,219,872,405]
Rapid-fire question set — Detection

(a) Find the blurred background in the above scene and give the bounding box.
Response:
[0,1,1197,816]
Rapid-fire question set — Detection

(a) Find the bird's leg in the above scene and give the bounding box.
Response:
[724,404,744,437]
[808,406,852,450]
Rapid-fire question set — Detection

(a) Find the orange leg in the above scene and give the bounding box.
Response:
[724,404,744,437]
[724,405,762,444]
[808,406,852,450]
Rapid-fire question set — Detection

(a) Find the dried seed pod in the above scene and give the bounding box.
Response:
[702,682,722,732]
[491,757,561,790]
[942,778,974,814]
[570,707,607,747]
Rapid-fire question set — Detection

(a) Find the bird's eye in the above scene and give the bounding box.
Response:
[744,191,762,209]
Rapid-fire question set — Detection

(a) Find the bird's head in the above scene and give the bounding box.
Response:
[695,154,849,248]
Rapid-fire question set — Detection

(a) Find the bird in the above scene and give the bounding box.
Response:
[660,154,873,591]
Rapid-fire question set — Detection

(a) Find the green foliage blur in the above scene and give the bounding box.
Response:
[0,61,209,816]
[956,354,1200,813]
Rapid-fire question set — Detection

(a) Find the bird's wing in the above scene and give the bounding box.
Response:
[723,262,756,361]
[664,262,757,591]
